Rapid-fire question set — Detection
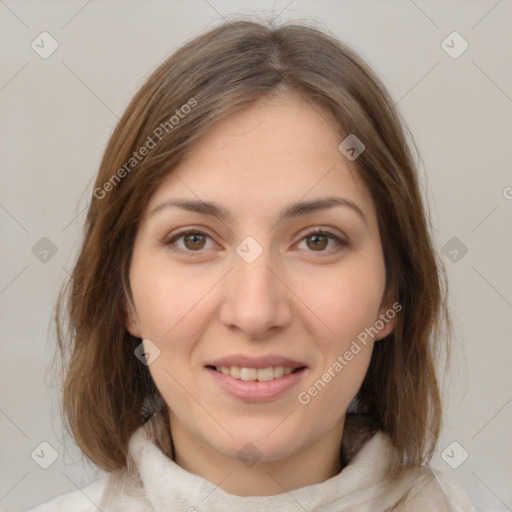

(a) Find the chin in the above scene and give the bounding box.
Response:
[212,427,303,463]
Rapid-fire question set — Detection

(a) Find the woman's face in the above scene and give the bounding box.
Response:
[127,94,396,465]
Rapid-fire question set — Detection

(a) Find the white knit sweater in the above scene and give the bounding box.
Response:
[28,413,476,512]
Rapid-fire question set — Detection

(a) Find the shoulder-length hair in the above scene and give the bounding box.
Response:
[54,19,449,475]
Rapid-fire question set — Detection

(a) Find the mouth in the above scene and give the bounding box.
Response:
[206,365,307,381]
[204,362,308,402]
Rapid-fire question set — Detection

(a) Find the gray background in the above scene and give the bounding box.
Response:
[1,0,511,510]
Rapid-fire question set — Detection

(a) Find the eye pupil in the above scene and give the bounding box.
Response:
[185,233,206,250]
[307,234,328,251]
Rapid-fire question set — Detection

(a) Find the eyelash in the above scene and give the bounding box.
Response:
[164,228,348,256]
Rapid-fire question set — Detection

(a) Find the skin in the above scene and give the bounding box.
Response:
[127,93,396,496]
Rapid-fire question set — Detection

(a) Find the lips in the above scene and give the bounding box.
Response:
[205,354,307,370]
[204,354,308,401]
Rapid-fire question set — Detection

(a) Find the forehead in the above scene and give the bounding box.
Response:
[146,94,375,223]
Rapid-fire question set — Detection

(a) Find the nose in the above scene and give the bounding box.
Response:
[218,247,292,339]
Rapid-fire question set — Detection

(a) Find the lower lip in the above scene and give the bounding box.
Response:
[206,367,307,402]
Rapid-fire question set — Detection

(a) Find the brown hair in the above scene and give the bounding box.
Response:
[54,19,449,475]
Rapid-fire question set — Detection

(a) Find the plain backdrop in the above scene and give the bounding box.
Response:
[1,1,511,511]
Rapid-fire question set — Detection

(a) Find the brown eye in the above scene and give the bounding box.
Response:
[306,233,328,251]
[183,233,206,250]
[296,230,346,254]
[165,230,216,253]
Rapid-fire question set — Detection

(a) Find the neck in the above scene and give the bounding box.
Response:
[168,413,345,496]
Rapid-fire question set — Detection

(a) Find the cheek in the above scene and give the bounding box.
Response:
[293,258,384,408]
[296,340,373,432]
[130,255,218,340]
[130,260,216,409]
[297,263,386,343]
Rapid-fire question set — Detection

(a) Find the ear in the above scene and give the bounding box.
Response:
[374,288,401,341]
[125,300,142,338]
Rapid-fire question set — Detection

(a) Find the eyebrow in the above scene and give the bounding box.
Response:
[150,196,367,225]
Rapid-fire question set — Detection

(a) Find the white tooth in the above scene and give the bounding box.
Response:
[218,365,300,380]
[257,367,274,381]
[240,367,258,380]
[273,366,284,378]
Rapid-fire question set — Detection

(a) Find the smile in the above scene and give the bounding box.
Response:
[211,365,301,381]
[205,365,307,402]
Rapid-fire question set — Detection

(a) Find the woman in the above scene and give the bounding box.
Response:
[29,19,476,511]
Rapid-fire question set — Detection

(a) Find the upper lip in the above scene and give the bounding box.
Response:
[205,354,307,369]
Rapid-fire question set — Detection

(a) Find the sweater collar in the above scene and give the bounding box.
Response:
[127,412,402,512]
